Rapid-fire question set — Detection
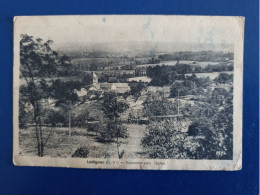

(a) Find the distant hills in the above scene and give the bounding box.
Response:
[55,41,233,55]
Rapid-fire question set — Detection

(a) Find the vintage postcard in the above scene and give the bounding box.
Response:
[13,15,244,170]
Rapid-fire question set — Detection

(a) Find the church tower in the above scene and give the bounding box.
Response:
[93,72,98,84]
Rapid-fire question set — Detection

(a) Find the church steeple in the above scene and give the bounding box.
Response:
[93,72,98,84]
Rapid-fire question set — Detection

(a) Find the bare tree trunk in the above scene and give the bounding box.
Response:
[32,100,44,157]
[115,118,121,159]
[69,111,71,136]
[33,113,43,156]
[43,126,54,148]
[116,134,120,159]
[38,121,44,157]
[35,123,41,157]
[32,99,39,157]
[36,102,44,157]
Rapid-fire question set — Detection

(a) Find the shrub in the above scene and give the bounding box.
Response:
[72,146,89,158]
[187,122,200,136]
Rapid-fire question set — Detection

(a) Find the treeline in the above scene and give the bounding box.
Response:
[158,51,234,61]
[146,64,233,87]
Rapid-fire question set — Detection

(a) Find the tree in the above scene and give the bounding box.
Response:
[59,55,72,67]
[50,80,79,105]
[20,34,60,157]
[143,96,178,118]
[44,109,66,127]
[214,73,233,84]
[186,119,220,159]
[186,86,233,159]
[73,111,89,127]
[141,119,188,159]
[102,92,129,120]
[170,82,188,97]
[82,74,93,86]
[129,82,146,100]
[101,92,129,158]
[57,55,73,76]
[147,65,170,86]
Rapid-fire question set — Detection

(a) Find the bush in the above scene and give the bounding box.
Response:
[187,122,200,136]
[72,146,89,158]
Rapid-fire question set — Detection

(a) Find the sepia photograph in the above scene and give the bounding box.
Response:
[13,15,244,170]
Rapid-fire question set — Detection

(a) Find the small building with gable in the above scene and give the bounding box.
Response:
[76,72,131,99]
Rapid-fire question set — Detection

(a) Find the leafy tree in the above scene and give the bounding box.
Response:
[57,55,74,76]
[101,92,129,158]
[20,34,60,156]
[102,92,129,120]
[142,119,188,159]
[186,119,220,159]
[214,73,233,84]
[172,64,193,74]
[73,111,89,127]
[143,96,178,117]
[59,55,72,67]
[129,82,146,100]
[82,74,93,86]
[44,109,66,127]
[170,76,208,98]
[194,76,211,89]
[170,82,189,97]
[98,74,109,83]
[148,66,170,86]
[50,80,79,105]
[186,86,233,159]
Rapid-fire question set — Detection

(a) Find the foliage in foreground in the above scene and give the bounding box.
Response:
[142,85,233,160]
[72,146,89,158]
[142,119,187,159]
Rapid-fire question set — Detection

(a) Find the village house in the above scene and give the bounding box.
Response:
[135,67,147,76]
[74,88,88,101]
[76,72,131,100]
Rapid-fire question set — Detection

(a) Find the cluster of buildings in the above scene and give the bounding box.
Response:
[76,72,192,101]
[75,72,131,100]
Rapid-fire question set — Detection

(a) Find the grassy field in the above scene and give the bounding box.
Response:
[19,124,147,159]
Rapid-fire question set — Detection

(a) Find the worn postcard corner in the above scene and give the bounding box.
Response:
[13,15,244,170]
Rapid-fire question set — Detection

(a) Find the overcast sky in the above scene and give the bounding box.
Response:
[16,15,241,48]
